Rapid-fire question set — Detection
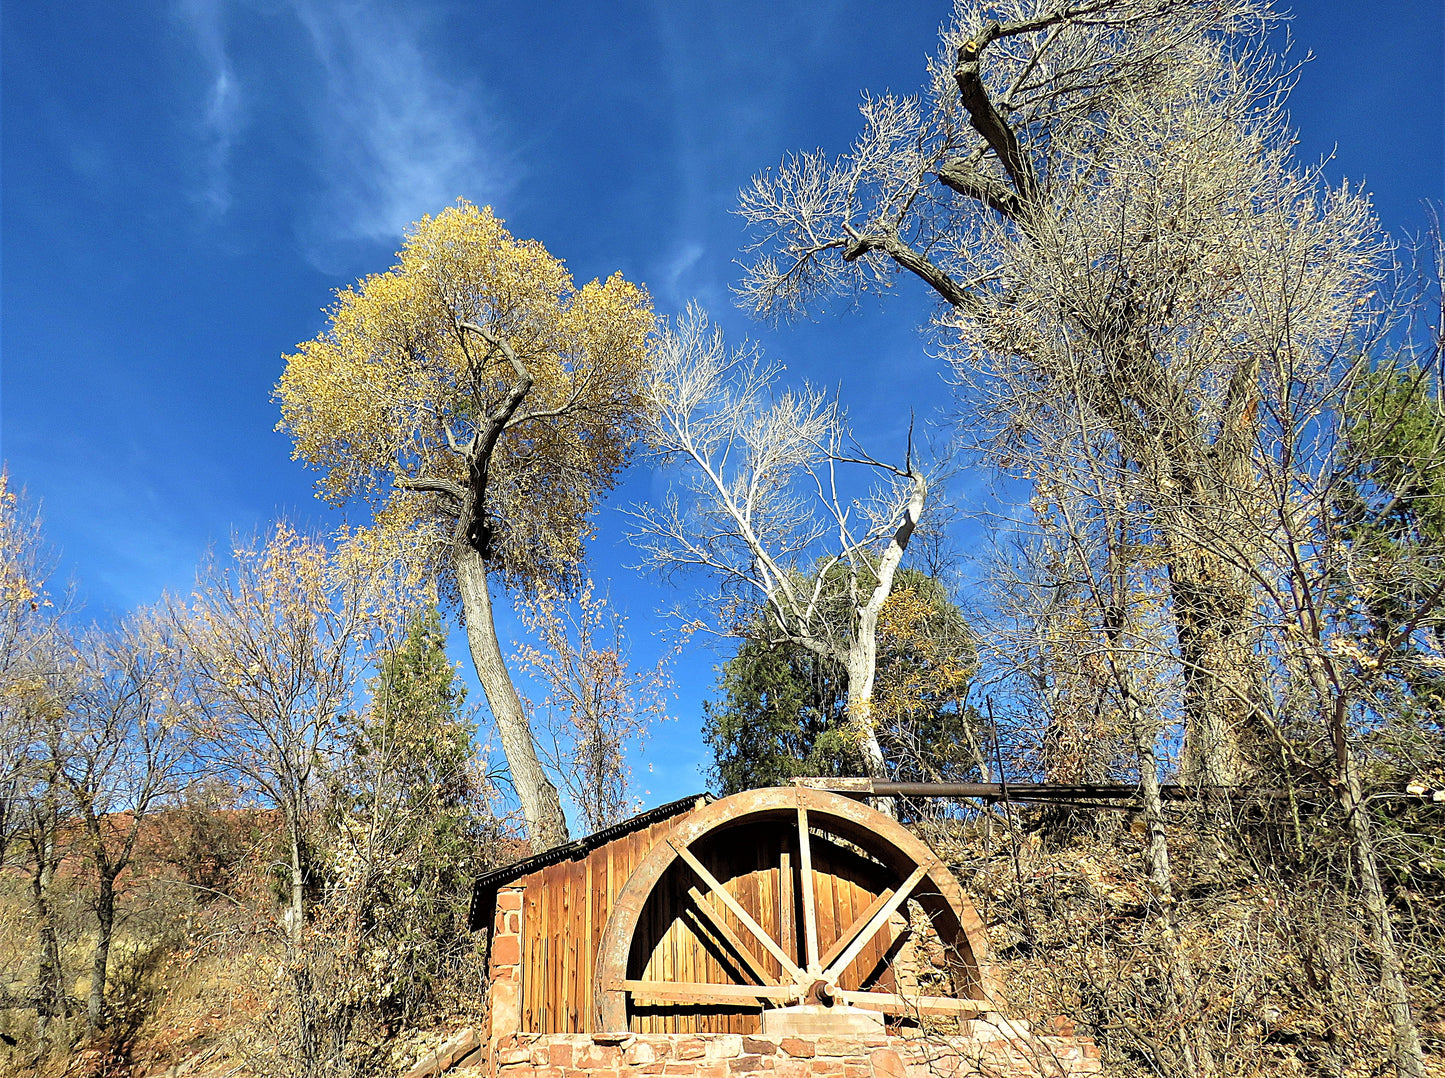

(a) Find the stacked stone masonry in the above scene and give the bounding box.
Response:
[489,1029,1101,1078]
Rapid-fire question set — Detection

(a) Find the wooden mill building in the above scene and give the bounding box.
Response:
[470,786,1001,1042]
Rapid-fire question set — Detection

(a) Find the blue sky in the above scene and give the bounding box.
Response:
[2,2,1441,822]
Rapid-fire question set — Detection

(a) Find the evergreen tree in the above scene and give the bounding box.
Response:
[703,570,981,794]
[324,605,493,1031]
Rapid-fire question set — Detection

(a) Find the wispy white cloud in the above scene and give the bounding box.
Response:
[289,0,514,261]
[173,0,511,259]
[173,0,244,216]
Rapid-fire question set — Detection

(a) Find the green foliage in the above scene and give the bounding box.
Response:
[703,639,854,796]
[703,569,982,795]
[323,605,496,1026]
[1337,361,1445,903]
[1339,363,1445,647]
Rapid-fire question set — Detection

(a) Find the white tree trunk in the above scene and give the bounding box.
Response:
[843,470,927,782]
[456,543,569,849]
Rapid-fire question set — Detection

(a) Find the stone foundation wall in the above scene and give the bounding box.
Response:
[490,1027,1101,1078]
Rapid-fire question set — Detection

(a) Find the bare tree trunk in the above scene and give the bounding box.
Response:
[1165,519,1258,786]
[843,632,887,779]
[844,469,928,782]
[456,543,568,849]
[87,872,115,1033]
[30,798,63,1056]
[289,817,305,946]
[1303,657,1425,1078]
[1326,697,1424,1078]
[1104,526,1217,1078]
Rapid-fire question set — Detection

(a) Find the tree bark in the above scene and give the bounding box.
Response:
[455,543,569,849]
[88,873,115,1032]
[844,469,927,781]
[30,791,64,1056]
[289,815,305,946]
[1101,512,1217,1078]
[1317,670,1425,1078]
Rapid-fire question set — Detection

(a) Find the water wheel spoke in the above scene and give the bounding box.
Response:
[685,885,774,987]
[822,863,929,982]
[796,806,820,972]
[670,840,803,982]
[818,885,896,972]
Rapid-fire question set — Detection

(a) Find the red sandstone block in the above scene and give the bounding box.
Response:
[676,1040,707,1061]
[812,1062,845,1075]
[1082,1044,1101,1060]
[814,1038,859,1058]
[704,1036,744,1061]
[742,1037,777,1056]
[779,1039,815,1059]
[636,1066,666,1075]
[626,1041,662,1065]
[868,1048,904,1078]
[842,1063,870,1078]
[576,1045,621,1069]
[1047,1016,1076,1037]
[498,890,523,912]
[491,979,521,1034]
[506,912,521,933]
[695,1064,729,1078]
[729,1055,764,1072]
[549,1044,574,1067]
[492,933,520,966]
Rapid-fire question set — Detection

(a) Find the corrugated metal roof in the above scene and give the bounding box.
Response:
[468,792,711,930]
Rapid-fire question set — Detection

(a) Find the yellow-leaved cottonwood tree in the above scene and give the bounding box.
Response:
[277,202,654,850]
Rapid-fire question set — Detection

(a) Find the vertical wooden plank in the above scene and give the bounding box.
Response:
[815,849,836,983]
[587,848,604,1032]
[520,886,533,1031]
[682,870,698,1034]
[837,874,858,989]
[779,848,796,966]
[565,862,577,1030]
[549,864,562,1034]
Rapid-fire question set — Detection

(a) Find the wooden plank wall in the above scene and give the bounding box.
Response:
[514,816,907,1036]
[518,814,684,1035]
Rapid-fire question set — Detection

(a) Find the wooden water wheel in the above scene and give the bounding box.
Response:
[592,787,995,1034]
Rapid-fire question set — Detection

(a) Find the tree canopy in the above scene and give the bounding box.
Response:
[276,201,655,848]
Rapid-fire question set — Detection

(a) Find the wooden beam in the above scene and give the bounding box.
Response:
[670,840,804,982]
[686,885,773,988]
[837,990,985,1017]
[618,980,801,1006]
[823,864,928,981]
[797,807,819,972]
[819,886,895,972]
